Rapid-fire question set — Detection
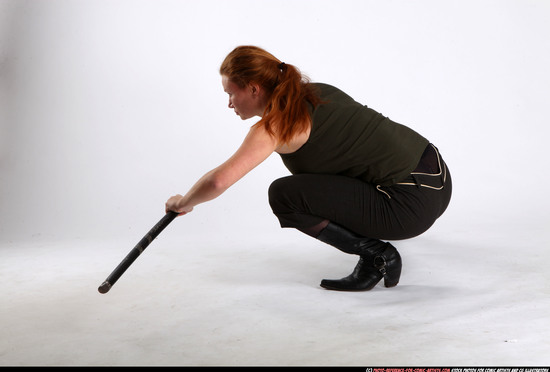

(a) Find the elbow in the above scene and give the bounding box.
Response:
[206,171,232,194]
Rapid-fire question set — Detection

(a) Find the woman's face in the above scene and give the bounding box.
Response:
[222,75,265,120]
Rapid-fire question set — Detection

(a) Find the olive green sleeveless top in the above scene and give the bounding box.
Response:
[279,83,429,186]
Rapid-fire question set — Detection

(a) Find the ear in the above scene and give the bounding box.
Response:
[249,82,262,97]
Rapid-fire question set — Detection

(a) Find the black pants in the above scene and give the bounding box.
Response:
[268,144,452,241]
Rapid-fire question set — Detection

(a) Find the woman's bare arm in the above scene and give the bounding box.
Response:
[165,124,278,215]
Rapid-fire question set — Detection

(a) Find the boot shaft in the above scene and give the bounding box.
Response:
[315,222,388,256]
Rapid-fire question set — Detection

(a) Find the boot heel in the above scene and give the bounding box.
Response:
[383,264,401,287]
[374,244,402,288]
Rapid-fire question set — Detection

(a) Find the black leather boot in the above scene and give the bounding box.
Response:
[315,222,402,291]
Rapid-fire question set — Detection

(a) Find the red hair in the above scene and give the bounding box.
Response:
[219,46,321,144]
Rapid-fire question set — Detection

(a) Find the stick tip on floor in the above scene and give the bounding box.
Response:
[97,281,111,294]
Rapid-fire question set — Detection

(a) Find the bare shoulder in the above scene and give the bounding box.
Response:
[229,123,279,164]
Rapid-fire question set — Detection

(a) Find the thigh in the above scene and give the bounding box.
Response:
[269,173,392,238]
[269,172,452,240]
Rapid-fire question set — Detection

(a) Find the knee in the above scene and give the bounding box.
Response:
[268,176,293,211]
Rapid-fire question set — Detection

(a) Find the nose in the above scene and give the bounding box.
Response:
[228,98,234,109]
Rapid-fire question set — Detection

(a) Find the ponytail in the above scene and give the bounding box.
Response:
[219,46,321,144]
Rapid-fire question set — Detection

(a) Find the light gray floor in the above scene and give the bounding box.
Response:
[1,207,549,366]
[1,0,549,367]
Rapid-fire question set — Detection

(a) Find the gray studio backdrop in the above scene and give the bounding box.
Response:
[1,0,549,244]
